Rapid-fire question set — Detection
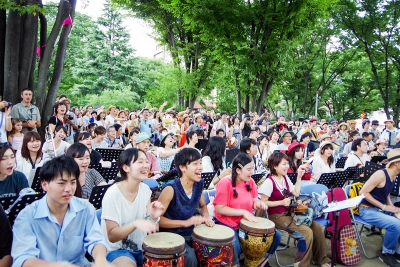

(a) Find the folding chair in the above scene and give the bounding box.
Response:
[344,185,379,259]
[300,184,329,227]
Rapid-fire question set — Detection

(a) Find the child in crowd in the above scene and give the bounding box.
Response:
[7,119,24,152]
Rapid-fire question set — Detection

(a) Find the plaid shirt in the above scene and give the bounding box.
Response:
[104,136,123,148]
[254,154,267,174]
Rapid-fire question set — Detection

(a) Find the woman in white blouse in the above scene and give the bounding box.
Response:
[311,141,336,182]
[16,132,49,186]
[42,126,70,159]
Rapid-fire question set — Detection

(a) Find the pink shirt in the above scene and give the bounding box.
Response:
[213,177,258,229]
[146,152,159,171]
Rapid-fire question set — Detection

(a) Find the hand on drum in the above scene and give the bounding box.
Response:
[186,216,206,227]
[253,199,268,210]
[133,220,159,234]
[242,210,258,223]
[204,217,215,227]
[150,201,165,220]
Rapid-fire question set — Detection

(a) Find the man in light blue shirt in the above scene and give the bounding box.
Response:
[11,156,113,267]
[139,109,155,137]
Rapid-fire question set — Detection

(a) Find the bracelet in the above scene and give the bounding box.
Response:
[61,261,68,267]
[382,204,386,211]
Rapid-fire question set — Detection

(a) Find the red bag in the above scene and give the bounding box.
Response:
[326,188,361,265]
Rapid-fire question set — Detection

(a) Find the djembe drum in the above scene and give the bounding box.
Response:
[142,232,185,267]
[192,224,235,266]
[239,218,275,267]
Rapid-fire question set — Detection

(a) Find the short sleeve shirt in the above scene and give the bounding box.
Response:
[10,102,41,133]
[0,171,29,198]
[258,177,295,197]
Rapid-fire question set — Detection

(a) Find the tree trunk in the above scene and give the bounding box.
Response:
[234,71,241,118]
[244,94,249,112]
[256,76,274,114]
[3,8,22,103]
[0,9,6,97]
[251,90,257,112]
[189,96,196,109]
[36,0,71,111]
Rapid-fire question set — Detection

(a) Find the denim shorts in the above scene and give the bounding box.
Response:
[106,249,143,264]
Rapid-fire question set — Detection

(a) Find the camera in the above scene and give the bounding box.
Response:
[7,102,12,107]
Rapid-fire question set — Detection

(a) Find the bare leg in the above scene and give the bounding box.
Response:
[260,257,269,267]
[112,256,137,267]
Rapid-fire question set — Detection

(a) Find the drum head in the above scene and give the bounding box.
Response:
[239,218,275,235]
[192,224,235,246]
[143,232,185,255]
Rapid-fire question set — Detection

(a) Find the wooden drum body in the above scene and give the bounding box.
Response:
[142,232,185,267]
[192,224,235,266]
[239,218,275,267]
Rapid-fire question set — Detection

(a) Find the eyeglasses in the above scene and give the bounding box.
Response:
[0,142,12,149]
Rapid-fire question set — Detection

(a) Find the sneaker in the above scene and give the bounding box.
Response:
[379,251,400,267]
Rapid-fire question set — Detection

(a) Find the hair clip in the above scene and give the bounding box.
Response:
[238,163,243,169]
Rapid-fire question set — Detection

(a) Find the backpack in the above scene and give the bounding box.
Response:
[296,194,327,219]
[349,182,364,215]
[326,188,361,265]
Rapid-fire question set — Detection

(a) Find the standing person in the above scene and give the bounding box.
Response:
[240,113,252,138]
[381,119,400,147]
[338,122,349,145]
[78,132,103,165]
[370,120,381,142]
[268,131,280,154]
[157,148,215,267]
[259,152,331,267]
[0,102,12,143]
[229,116,242,149]
[300,133,314,160]
[309,118,319,141]
[10,88,41,133]
[257,135,270,166]
[213,153,281,267]
[360,119,370,134]
[348,120,358,133]
[101,148,165,267]
[179,114,190,147]
[11,156,113,267]
[187,114,203,133]
[16,132,47,186]
[358,149,400,266]
[205,110,214,138]
[66,143,107,199]
[92,126,108,150]
[211,112,229,138]
[105,106,118,126]
[42,126,71,159]
[47,102,72,136]
[139,108,156,138]
[0,204,12,267]
[7,118,24,152]
[95,109,109,128]
[114,124,127,147]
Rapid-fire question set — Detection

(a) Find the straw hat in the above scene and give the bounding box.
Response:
[375,139,388,147]
[320,133,331,141]
[319,141,333,149]
[384,119,395,124]
[386,149,400,168]
[348,120,357,124]
[338,122,349,131]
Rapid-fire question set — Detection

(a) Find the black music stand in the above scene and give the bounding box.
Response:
[317,172,348,188]
[391,175,400,197]
[89,163,102,172]
[100,162,119,183]
[287,173,297,184]
[226,149,240,168]
[335,157,347,169]
[201,172,216,189]
[195,139,209,151]
[31,168,43,193]
[364,161,381,180]
[89,185,112,210]
[95,148,123,162]
[251,173,265,184]
[0,196,17,211]
[7,194,45,226]
[348,167,365,180]
[370,156,387,164]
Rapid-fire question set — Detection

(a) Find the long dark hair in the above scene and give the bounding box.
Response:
[288,146,303,172]
[320,144,335,167]
[21,131,42,159]
[202,136,225,172]
[116,148,146,182]
[231,153,253,198]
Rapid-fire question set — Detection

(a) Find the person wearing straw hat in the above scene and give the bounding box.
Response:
[359,149,400,266]
[337,122,349,144]
[347,119,358,133]
[311,141,336,182]
[276,129,294,150]
[381,119,399,147]
[370,139,388,158]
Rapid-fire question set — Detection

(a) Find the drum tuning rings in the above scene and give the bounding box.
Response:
[245,231,249,240]
[262,233,267,242]
[143,258,147,263]
[172,259,178,266]
[173,252,179,258]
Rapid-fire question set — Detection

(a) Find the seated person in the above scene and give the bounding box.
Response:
[359,149,400,267]
[124,129,140,150]
[216,128,226,138]
[240,138,267,174]
[0,143,28,198]
[344,138,370,169]
[42,126,70,159]
[135,132,159,172]
[78,132,102,165]
[311,141,336,182]
[370,139,388,158]
[343,131,360,157]
[92,126,108,150]
[276,129,294,151]
[104,125,123,149]
[259,152,331,267]
[157,148,214,267]
[11,156,112,267]
[101,148,164,267]
[113,124,127,146]
[286,142,312,183]
[213,153,281,267]
[362,131,375,153]
[0,204,12,267]
[156,132,181,172]
[66,143,107,199]
[312,133,332,159]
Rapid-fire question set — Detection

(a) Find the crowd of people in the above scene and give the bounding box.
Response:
[1,88,400,266]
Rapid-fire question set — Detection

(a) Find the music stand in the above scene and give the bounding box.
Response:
[95,148,123,162]
[391,175,400,197]
[0,196,17,211]
[31,168,43,193]
[287,173,297,184]
[7,194,45,226]
[370,156,387,163]
[364,161,381,180]
[251,173,265,184]
[99,162,119,183]
[226,149,240,168]
[89,163,102,173]
[317,172,348,188]
[195,139,209,151]
[169,160,176,171]
[201,172,216,189]
[335,157,347,169]
[89,185,112,210]
[349,167,365,180]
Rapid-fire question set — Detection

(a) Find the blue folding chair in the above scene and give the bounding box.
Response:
[300,184,330,226]
[344,185,379,259]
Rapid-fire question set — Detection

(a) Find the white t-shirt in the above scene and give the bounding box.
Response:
[268,143,278,154]
[42,140,70,159]
[0,112,7,143]
[312,156,336,181]
[105,115,115,126]
[276,143,289,151]
[258,176,295,197]
[344,153,370,169]
[101,183,151,252]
